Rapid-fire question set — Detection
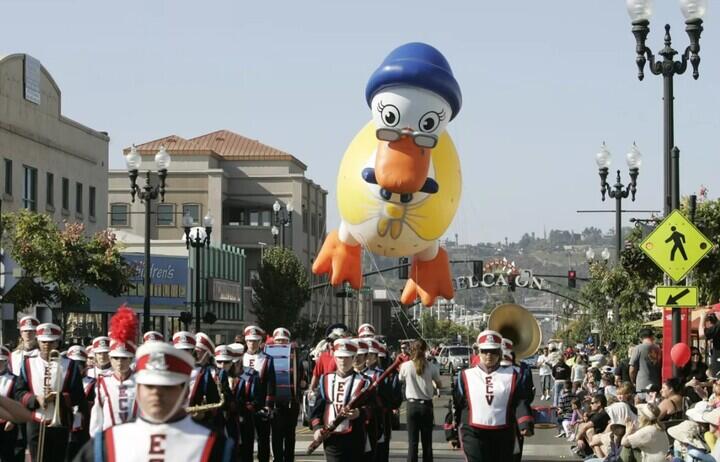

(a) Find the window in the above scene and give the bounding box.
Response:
[46,173,54,207]
[75,182,83,214]
[302,204,308,232]
[23,166,37,211]
[261,210,271,227]
[311,213,317,236]
[4,159,12,195]
[182,204,201,225]
[157,203,175,226]
[110,203,129,226]
[89,186,96,218]
[62,177,69,211]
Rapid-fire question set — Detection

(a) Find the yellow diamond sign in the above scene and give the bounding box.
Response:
[640,209,714,282]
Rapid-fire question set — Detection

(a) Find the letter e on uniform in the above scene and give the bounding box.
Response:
[485,376,494,405]
[148,434,166,462]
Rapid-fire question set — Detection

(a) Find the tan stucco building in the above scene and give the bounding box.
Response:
[107,130,343,326]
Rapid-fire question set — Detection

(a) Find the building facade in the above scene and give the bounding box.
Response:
[0,54,110,343]
[108,130,343,331]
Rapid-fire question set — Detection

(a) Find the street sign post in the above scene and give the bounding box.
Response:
[639,209,714,282]
[656,286,699,308]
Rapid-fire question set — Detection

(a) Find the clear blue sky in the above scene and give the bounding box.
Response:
[2,0,718,244]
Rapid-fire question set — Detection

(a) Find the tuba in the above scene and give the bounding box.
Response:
[488,303,542,360]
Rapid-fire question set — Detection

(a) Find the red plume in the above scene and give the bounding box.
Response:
[109,304,139,344]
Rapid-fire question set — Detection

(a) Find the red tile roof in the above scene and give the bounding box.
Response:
[126,130,305,168]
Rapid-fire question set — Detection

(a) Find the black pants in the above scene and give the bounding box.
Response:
[460,425,515,462]
[406,401,433,462]
[0,423,19,462]
[26,422,69,462]
[255,413,272,462]
[271,404,299,462]
[239,412,255,462]
[323,430,365,462]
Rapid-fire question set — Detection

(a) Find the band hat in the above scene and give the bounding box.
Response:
[143,331,165,343]
[377,343,387,357]
[195,332,215,354]
[244,325,264,341]
[85,345,94,356]
[214,345,234,362]
[172,331,196,351]
[358,323,376,338]
[686,400,711,423]
[36,323,62,342]
[333,338,358,357]
[227,343,245,363]
[0,345,10,360]
[18,316,39,332]
[476,330,502,350]
[667,420,707,450]
[354,339,369,355]
[66,345,87,362]
[135,341,194,386]
[367,339,381,354]
[109,340,137,358]
[92,336,111,353]
[273,327,291,341]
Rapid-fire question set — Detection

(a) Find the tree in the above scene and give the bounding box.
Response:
[250,246,311,332]
[1,210,133,310]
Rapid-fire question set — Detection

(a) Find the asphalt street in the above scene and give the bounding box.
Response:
[288,370,576,462]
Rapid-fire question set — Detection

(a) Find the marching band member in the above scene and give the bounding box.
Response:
[310,338,369,462]
[191,332,224,429]
[353,338,379,460]
[85,346,94,370]
[243,325,276,462]
[310,324,349,392]
[66,345,95,462]
[0,345,19,462]
[453,330,534,462]
[90,307,139,434]
[10,315,39,375]
[270,327,304,462]
[358,323,376,339]
[214,345,238,448]
[367,339,401,462]
[15,323,84,462]
[229,342,261,462]
[88,336,112,379]
[142,331,165,343]
[73,341,235,461]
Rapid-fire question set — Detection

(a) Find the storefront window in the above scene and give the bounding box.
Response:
[65,312,105,343]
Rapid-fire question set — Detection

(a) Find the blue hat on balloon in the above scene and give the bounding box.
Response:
[365,42,462,120]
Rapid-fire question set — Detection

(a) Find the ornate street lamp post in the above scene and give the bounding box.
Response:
[272,200,293,247]
[183,212,214,333]
[125,145,171,333]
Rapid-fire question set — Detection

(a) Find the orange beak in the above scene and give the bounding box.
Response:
[374,136,430,195]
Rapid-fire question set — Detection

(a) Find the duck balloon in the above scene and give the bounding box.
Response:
[312,42,462,306]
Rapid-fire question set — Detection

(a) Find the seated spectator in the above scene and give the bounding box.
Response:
[564,398,583,442]
[683,347,709,382]
[701,406,720,459]
[642,383,661,406]
[621,403,669,462]
[555,381,573,438]
[574,394,609,457]
[667,420,711,461]
[602,373,617,398]
[658,377,685,422]
[615,382,637,414]
[588,402,634,461]
[707,380,720,408]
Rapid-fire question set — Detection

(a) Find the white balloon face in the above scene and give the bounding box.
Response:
[370,86,452,137]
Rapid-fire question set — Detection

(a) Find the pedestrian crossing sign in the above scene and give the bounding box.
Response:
[640,209,714,283]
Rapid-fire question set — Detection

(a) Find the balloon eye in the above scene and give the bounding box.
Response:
[419,112,440,133]
[380,105,400,127]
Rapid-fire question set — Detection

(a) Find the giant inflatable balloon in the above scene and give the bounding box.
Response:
[312,42,462,306]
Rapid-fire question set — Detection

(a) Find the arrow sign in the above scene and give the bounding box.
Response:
[656,286,699,308]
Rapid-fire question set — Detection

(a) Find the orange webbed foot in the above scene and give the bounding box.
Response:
[400,247,454,306]
[312,230,362,289]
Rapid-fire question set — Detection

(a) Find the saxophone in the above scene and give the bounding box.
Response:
[186,369,225,415]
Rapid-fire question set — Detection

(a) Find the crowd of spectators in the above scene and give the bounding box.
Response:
[537,319,720,462]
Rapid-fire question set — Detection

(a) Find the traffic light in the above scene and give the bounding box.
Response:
[399,257,409,279]
[568,270,577,288]
[473,260,484,280]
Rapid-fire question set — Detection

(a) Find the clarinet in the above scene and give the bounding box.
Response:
[306,357,402,455]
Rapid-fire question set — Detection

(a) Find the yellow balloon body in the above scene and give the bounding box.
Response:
[337,121,462,257]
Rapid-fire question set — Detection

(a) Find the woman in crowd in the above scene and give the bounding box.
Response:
[621,403,668,462]
[538,347,552,401]
[658,378,686,422]
[571,355,587,395]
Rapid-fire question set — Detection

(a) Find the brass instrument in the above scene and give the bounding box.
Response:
[488,303,542,360]
[185,370,225,415]
[37,350,64,462]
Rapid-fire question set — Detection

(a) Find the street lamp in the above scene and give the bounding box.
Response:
[626,0,706,215]
[183,211,214,333]
[125,145,171,333]
[272,200,293,248]
[586,247,612,263]
[596,142,641,261]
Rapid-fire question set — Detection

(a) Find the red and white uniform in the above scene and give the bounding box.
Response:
[10,348,38,376]
[71,376,97,433]
[460,365,517,429]
[100,415,220,461]
[315,372,369,434]
[0,370,16,425]
[90,372,138,433]
[243,351,271,380]
[20,355,73,423]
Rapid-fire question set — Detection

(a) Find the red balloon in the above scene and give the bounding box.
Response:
[671,343,691,367]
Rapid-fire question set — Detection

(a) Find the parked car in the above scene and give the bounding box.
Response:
[437,345,472,376]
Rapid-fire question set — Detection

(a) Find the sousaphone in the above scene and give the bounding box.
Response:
[487,303,542,359]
